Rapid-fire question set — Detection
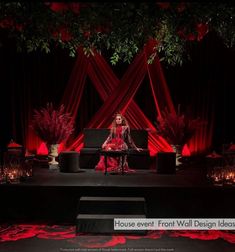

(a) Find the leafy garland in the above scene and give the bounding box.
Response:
[0,2,234,66]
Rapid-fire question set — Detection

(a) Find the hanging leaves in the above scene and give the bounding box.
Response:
[0,2,234,66]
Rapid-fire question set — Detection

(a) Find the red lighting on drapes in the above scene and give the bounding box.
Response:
[26,40,212,156]
[58,40,175,156]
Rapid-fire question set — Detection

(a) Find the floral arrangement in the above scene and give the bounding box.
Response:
[31,103,74,145]
[155,106,203,146]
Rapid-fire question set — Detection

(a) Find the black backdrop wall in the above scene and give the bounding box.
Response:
[0,31,234,153]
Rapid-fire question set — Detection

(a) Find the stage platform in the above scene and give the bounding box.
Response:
[0,161,235,224]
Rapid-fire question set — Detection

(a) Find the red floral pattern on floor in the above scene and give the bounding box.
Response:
[0,224,235,247]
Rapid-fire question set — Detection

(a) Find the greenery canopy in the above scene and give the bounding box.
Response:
[0,2,234,66]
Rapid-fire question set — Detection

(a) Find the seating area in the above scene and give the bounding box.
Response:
[79,128,150,169]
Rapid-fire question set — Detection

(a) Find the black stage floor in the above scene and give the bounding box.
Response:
[1,163,235,252]
[1,161,235,224]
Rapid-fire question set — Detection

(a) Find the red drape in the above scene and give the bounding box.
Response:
[144,39,175,117]
[88,45,172,154]
[63,42,173,155]
[27,40,212,156]
[68,50,147,151]
[60,47,89,115]
[30,47,89,154]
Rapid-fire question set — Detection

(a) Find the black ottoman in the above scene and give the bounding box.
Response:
[156,152,176,174]
[59,151,80,173]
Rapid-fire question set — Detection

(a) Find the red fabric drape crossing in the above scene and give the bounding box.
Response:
[28,40,212,156]
[63,42,173,155]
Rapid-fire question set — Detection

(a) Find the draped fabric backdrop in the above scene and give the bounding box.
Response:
[0,32,234,156]
[23,40,211,156]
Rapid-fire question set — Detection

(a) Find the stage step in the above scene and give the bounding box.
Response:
[78,196,147,215]
[76,196,147,234]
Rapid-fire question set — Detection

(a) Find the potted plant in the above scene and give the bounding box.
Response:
[155,105,203,166]
[31,103,74,166]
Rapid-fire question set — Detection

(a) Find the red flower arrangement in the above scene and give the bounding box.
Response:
[31,103,74,145]
[155,106,203,146]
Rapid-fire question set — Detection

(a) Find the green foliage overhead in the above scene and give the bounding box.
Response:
[0,2,234,66]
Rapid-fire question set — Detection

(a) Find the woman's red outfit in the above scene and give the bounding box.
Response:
[95,125,136,173]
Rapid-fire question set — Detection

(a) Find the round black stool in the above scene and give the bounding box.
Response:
[59,151,80,173]
[156,152,176,174]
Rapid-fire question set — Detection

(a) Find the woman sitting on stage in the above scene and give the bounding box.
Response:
[95,113,142,173]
